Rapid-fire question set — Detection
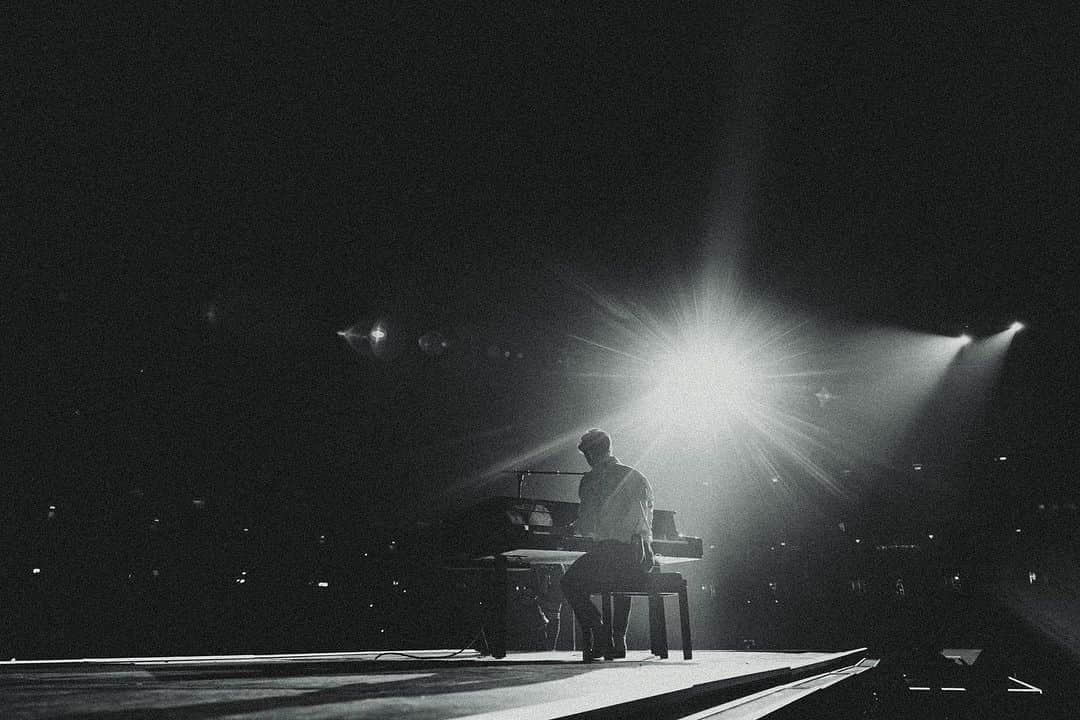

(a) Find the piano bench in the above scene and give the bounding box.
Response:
[586,571,691,660]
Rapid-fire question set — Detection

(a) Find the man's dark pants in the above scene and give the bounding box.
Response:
[560,540,646,638]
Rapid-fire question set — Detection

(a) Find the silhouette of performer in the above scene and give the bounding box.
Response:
[560,429,655,661]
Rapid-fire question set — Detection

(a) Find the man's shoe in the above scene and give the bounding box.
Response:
[583,627,613,663]
[604,634,627,660]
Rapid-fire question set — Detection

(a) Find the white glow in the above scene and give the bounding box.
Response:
[317,581,329,588]
[370,325,387,341]
[456,272,980,506]
[32,568,41,574]
[646,342,758,435]
[1010,321,1025,332]
[959,334,972,345]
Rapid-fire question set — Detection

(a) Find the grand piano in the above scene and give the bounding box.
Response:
[450,496,703,658]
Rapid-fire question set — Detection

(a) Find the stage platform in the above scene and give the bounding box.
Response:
[0,647,869,720]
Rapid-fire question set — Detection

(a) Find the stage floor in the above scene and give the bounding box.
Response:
[0,648,868,720]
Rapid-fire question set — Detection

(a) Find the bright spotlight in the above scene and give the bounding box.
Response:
[1009,321,1025,332]
[369,325,387,341]
[959,334,972,346]
[647,342,758,436]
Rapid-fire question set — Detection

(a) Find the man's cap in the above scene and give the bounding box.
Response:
[578,428,611,452]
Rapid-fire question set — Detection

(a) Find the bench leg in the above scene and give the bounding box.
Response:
[678,581,692,659]
[650,593,668,659]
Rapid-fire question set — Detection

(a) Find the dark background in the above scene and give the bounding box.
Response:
[5,3,1078,658]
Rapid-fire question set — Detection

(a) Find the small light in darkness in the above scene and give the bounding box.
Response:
[317,581,329,588]
[32,568,41,575]
[928,534,935,540]
[1010,321,1025,332]
[998,456,1008,461]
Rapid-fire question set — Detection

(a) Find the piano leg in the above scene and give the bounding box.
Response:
[492,554,508,659]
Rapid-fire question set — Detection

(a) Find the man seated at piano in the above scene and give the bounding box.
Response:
[560,428,655,661]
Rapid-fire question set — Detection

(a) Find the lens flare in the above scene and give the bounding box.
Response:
[651,344,755,428]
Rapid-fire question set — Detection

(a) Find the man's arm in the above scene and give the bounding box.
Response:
[634,473,655,567]
[572,474,597,536]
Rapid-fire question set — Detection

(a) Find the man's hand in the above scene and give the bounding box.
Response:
[633,534,655,569]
